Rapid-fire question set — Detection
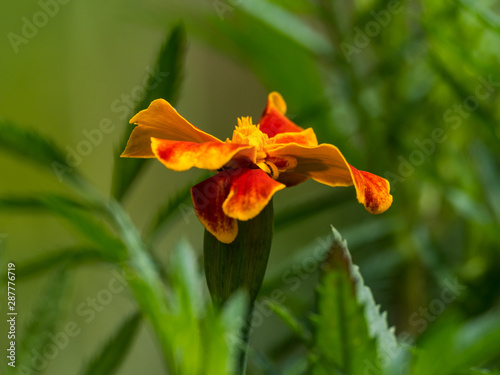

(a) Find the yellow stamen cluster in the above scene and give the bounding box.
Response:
[230,117,269,161]
[228,117,283,179]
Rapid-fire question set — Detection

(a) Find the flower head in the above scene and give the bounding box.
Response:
[122,92,393,243]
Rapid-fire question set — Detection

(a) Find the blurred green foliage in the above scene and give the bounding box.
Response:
[1,0,500,374]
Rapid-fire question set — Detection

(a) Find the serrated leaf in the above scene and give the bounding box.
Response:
[80,311,142,375]
[309,226,398,375]
[0,118,82,186]
[17,267,71,373]
[263,217,399,295]
[112,24,187,202]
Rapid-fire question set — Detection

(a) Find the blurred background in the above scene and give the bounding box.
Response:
[1,0,500,374]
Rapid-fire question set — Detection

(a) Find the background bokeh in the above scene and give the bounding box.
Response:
[1,0,500,374]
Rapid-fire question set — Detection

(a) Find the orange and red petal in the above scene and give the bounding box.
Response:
[268,143,392,214]
[259,92,304,137]
[222,168,286,221]
[151,138,255,172]
[191,172,238,244]
[271,128,318,147]
[349,166,393,214]
[268,143,353,186]
[122,99,221,158]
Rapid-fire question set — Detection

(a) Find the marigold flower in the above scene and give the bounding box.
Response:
[122,92,393,243]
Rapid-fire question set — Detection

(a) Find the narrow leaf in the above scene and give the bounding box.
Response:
[264,299,312,345]
[0,194,124,259]
[457,0,500,35]
[17,267,71,372]
[0,118,81,185]
[16,246,104,280]
[413,308,500,375]
[470,141,500,223]
[463,369,500,375]
[237,0,332,56]
[80,311,142,375]
[112,24,187,201]
[105,200,174,372]
[168,238,204,318]
[217,291,249,375]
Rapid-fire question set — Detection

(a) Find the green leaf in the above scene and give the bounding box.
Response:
[80,311,142,375]
[167,238,204,318]
[17,267,71,372]
[470,141,500,223]
[0,118,82,186]
[105,199,175,371]
[461,369,500,375]
[457,0,500,35]
[112,24,187,202]
[0,194,124,260]
[413,309,500,375]
[16,246,104,280]
[157,239,248,375]
[309,226,398,375]
[245,346,280,375]
[161,239,207,374]
[0,194,93,212]
[426,52,500,150]
[263,299,312,345]
[282,357,308,375]
[215,291,249,375]
[236,0,332,56]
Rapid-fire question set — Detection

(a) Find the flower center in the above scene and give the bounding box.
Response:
[230,117,268,161]
[227,117,283,179]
